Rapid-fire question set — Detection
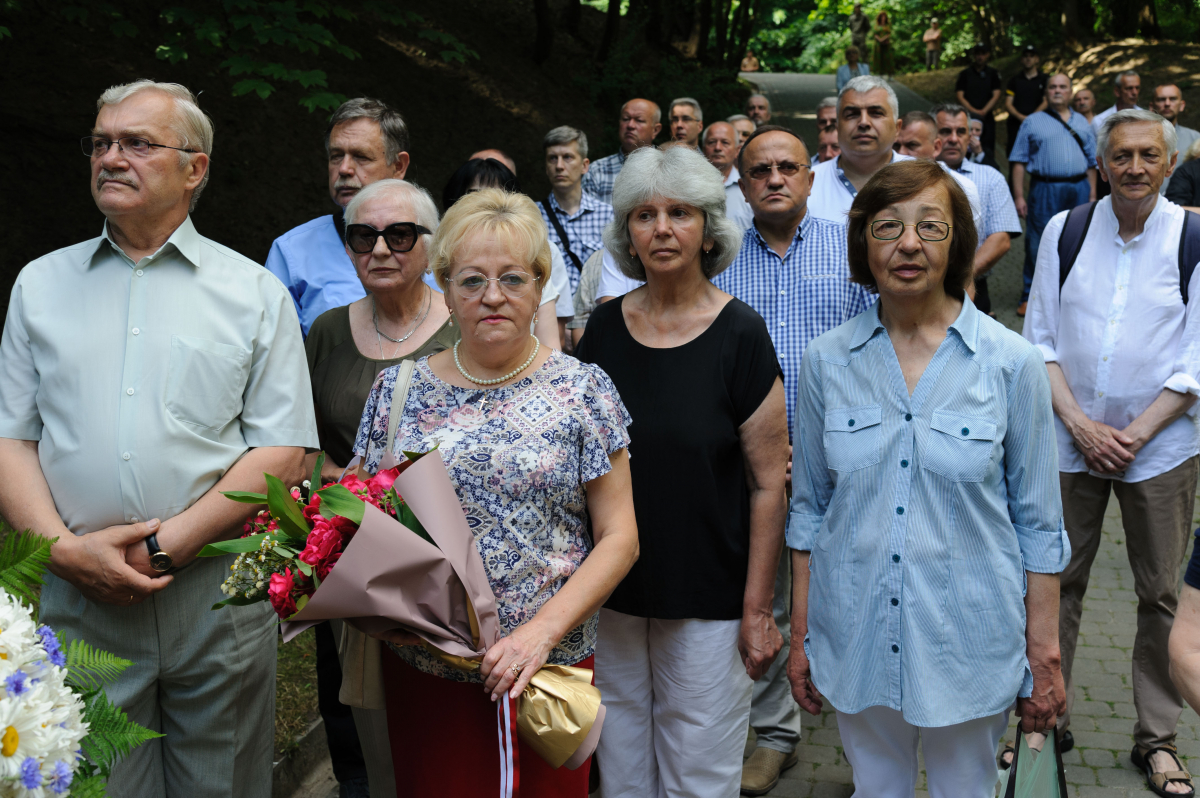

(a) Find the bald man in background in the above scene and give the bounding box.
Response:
[583,98,661,204]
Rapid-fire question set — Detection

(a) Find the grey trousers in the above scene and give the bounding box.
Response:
[41,555,277,798]
[749,549,802,753]
[1057,456,1198,749]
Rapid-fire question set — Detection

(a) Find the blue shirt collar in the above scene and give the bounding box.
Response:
[849,296,979,353]
[548,191,604,219]
[749,211,813,256]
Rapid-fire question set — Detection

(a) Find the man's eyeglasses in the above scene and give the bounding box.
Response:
[345,223,431,254]
[870,220,952,242]
[81,136,197,158]
[743,161,810,181]
[450,272,538,299]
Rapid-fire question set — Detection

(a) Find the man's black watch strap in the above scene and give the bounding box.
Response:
[146,532,173,573]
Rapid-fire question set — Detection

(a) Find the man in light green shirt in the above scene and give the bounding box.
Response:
[0,80,318,797]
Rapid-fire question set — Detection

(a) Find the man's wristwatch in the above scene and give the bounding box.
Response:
[145,533,173,573]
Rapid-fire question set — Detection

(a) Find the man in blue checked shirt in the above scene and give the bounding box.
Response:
[713,125,875,797]
[1009,74,1097,317]
[539,126,615,297]
[265,98,421,336]
[581,98,661,205]
[933,103,1023,315]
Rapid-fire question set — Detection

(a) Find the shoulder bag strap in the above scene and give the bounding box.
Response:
[381,358,416,469]
[1179,209,1200,305]
[1047,110,1090,161]
[542,199,585,274]
[1058,201,1098,296]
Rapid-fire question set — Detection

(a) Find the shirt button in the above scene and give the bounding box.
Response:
[893,554,901,562]
[905,413,912,421]
[779,290,786,296]
[1098,392,1104,397]
[848,419,856,427]
[961,427,969,436]
[126,388,134,396]
[136,269,144,277]
[896,506,904,515]
[779,321,786,327]
[132,327,140,335]
[892,644,900,653]
[122,452,131,461]
[130,517,139,523]
[891,597,899,606]
[1103,356,1108,361]
[901,459,909,468]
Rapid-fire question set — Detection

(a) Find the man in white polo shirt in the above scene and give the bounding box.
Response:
[702,120,753,230]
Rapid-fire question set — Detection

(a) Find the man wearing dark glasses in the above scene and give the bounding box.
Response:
[0,80,318,798]
[265,96,419,336]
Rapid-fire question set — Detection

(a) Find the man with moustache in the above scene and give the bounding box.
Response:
[714,125,874,795]
[702,121,753,230]
[669,97,705,149]
[728,114,757,148]
[747,94,773,125]
[931,103,1023,314]
[0,79,317,798]
[1152,84,1199,194]
[1010,74,1097,316]
[1024,110,1197,798]
[266,97,412,336]
[582,97,662,204]
[817,128,841,163]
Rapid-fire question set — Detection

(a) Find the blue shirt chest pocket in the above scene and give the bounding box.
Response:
[922,410,997,483]
[823,404,882,472]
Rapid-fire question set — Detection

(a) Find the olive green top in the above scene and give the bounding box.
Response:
[305,305,459,467]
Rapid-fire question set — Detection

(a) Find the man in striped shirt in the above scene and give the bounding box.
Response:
[713,125,875,796]
[581,98,661,204]
[1009,73,1097,316]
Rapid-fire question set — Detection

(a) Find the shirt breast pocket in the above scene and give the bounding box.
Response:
[165,335,251,433]
[823,404,882,472]
[922,410,997,483]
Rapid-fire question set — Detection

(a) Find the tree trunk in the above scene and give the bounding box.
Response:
[646,0,665,48]
[1061,0,1081,44]
[712,0,731,65]
[597,0,622,61]
[562,0,582,38]
[533,0,554,63]
[695,0,713,62]
[1137,0,1161,37]
[724,0,746,67]
[969,1,994,52]
[730,0,756,70]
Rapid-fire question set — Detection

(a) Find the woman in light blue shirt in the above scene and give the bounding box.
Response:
[836,46,870,93]
[785,161,1070,797]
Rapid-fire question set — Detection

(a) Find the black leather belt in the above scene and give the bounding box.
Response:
[1030,173,1088,183]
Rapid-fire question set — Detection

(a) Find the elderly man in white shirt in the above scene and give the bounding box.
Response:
[0,80,318,798]
[1024,109,1198,798]
[702,120,754,230]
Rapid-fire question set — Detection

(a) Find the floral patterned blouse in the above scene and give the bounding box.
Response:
[352,350,631,682]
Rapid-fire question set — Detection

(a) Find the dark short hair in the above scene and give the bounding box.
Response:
[736,124,809,171]
[931,102,971,125]
[441,159,522,210]
[899,110,936,131]
[325,97,409,165]
[847,160,977,300]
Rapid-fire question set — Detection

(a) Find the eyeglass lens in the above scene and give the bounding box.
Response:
[746,162,807,180]
[82,136,152,158]
[871,220,950,241]
[346,224,421,254]
[453,273,535,298]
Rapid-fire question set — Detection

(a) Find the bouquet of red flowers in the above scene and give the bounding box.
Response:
[199,452,433,620]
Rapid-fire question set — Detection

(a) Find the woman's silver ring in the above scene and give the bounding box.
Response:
[510,663,522,677]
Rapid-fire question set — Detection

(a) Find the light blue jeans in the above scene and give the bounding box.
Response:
[1021,177,1091,302]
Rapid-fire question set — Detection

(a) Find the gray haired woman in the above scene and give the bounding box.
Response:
[574,146,789,796]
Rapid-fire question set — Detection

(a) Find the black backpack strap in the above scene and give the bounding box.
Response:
[1180,210,1200,305]
[541,199,584,275]
[1058,201,1098,296]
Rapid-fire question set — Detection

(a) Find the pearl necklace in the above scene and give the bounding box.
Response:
[453,337,540,386]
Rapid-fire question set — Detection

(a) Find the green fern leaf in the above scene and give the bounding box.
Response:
[80,691,162,777]
[65,639,132,691]
[67,775,108,798]
[0,524,55,607]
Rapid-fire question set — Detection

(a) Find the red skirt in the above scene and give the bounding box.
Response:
[382,645,593,798]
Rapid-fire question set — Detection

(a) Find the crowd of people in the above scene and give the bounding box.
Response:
[0,65,1197,798]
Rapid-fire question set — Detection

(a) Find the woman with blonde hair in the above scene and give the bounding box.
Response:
[354,188,639,796]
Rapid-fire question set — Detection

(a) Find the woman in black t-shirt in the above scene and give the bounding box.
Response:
[575,146,789,797]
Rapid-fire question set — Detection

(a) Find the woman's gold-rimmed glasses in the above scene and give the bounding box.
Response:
[450,272,539,299]
[870,220,952,242]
